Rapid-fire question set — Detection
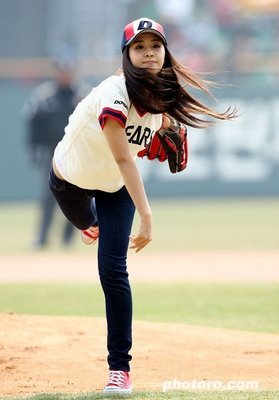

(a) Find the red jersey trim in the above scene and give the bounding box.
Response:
[98,108,127,129]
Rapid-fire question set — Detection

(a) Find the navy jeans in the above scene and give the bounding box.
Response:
[49,166,135,371]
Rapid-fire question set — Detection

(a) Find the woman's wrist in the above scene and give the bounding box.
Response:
[162,114,171,129]
[139,210,152,220]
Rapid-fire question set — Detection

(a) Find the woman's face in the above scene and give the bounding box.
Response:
[128,32,165,74]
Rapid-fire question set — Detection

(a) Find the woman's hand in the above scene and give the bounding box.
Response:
[129,214,152,252]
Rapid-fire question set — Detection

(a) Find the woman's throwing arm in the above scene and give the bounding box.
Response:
[103,118,152,252]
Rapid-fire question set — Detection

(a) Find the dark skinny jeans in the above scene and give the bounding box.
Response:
[49,165,135,371]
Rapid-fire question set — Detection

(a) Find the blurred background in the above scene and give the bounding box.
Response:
[0,0,278,249]
[1,5,278,388]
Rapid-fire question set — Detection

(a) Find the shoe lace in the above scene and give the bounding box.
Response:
[107,370,127,387]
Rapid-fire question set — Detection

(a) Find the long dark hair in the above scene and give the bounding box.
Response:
[122,46,237,128]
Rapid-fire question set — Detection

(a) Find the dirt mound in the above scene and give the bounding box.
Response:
[1,314,278,397]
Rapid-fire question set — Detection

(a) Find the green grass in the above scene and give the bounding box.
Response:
[0,282,278,333]
[2,390,279,400]
[149,197,279,251]
[0,198,278,253]
[1,200,278,400]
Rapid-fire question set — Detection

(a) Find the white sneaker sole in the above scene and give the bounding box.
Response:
[103,386,132,395]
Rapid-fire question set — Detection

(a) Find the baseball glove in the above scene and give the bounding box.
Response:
[137,115,188,173]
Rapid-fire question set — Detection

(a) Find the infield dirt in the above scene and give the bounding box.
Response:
[1,250,279,396]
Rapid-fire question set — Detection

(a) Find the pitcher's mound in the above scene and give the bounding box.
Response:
[1,314,278,396]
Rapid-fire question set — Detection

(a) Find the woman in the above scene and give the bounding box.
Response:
[50,17,236,394]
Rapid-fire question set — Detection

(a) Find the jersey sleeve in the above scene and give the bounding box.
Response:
[94,76,130,129]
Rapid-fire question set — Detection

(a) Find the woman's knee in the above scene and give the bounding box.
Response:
[98,252,128,278]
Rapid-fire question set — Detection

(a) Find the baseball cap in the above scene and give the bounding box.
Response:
[121,17,167,52]
[54,53,77,70]
[53,44,78,70]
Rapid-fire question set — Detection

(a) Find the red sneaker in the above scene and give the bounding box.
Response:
[103,370,132,394]
[81,226,99,245]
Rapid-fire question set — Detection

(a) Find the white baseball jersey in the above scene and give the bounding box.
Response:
[54,74,162,192]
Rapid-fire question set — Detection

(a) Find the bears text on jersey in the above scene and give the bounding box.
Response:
[125,125,154,147]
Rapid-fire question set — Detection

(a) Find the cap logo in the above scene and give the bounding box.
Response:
[138,20,153,30]
[121,17,167,52]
